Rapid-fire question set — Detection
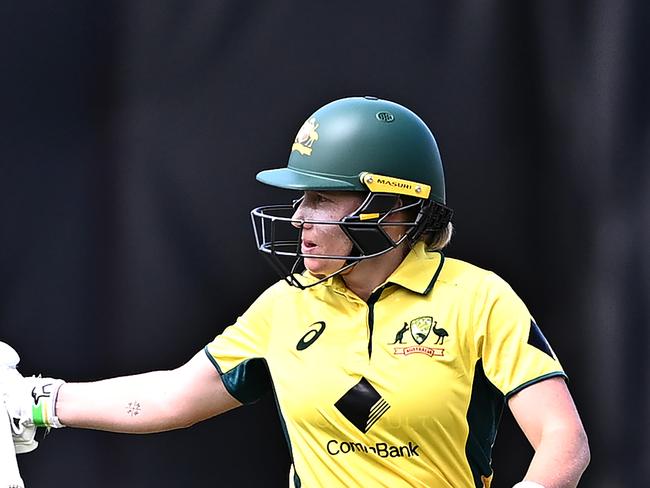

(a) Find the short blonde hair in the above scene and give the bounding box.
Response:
[421,221,454,251]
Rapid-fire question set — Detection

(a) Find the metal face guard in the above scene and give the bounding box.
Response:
[250,198,416,289]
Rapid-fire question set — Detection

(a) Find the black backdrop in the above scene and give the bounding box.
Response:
[1,1,648,487]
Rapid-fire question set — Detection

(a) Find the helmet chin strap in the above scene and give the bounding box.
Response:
[287,258,359,289]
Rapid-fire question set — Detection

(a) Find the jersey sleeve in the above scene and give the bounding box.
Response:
[473,272,567,398]
[204,285,278,404]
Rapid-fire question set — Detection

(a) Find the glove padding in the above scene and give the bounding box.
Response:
[6,409,38,454]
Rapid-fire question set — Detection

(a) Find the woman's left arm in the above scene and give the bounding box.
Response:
[508,376,590,488]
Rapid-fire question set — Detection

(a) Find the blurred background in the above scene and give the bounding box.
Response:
[1,1,648,486]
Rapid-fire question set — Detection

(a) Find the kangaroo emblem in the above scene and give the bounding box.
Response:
[292,117,319,156]
[391,322,410,344]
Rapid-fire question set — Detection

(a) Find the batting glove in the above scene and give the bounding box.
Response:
[3,375,66,430]
[5,408,38,454]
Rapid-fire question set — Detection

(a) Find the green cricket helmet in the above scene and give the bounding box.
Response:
[251,96,453,288]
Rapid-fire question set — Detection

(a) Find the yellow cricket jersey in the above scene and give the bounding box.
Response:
[205,242,566,488]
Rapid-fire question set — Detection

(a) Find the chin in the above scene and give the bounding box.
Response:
[304,257,345,277]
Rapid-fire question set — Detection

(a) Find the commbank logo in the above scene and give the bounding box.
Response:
[326,439,419,458]
[334,377,390,433]
[296,321,326,351]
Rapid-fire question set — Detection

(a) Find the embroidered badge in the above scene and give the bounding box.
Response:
[292,117,319,156]
[390,316,448,357]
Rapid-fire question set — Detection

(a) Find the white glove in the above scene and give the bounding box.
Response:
[0,341,65,458]
[3,374,66,430]
[0,342,38,456]
[6,409,38,454]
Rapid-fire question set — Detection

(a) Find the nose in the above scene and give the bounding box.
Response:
[291,202,313,229]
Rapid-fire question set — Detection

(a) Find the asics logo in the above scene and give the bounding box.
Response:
[296,321,326,351]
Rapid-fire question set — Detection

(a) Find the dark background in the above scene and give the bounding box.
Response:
[1,1,648,486]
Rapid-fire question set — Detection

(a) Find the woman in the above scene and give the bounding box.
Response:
[5,97,589,487]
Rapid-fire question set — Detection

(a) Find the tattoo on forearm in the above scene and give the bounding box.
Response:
[126,401,142,417]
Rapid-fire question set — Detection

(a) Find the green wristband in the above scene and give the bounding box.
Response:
[30,379,65,428]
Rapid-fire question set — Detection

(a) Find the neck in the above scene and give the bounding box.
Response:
[341,245,408,301]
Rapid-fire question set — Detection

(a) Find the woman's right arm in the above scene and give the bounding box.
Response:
[56,351,241,433]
